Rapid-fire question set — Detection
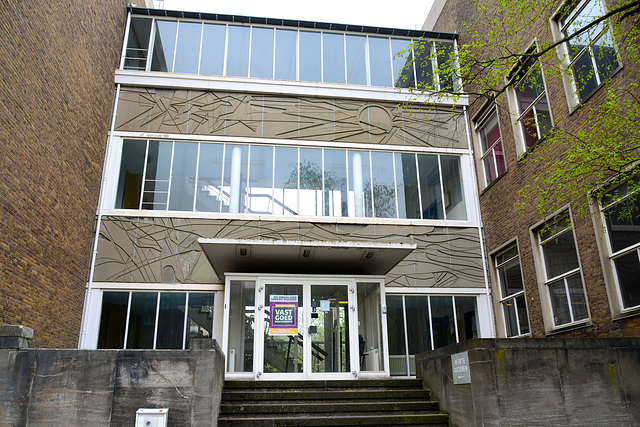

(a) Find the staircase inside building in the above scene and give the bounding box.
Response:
[218,378,449,426]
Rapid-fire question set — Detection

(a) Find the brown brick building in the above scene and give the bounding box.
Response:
[0,0,145,347]
[425,0,640,338]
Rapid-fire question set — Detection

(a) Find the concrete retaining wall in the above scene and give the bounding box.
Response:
[0,339,225,426]
[416,338,640,426]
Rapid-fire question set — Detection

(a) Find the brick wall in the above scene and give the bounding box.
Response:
[430,0,640,337]
[0,0,128,347]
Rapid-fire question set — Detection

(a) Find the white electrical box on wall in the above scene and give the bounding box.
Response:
[135,408,169,427]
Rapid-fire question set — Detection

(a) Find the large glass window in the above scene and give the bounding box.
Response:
[477,109,506,186]
[97,291,215,350]
[513,61,552,149]
[537,214,589,327]
[122,16,457,90]
[115,139,468,221]
[494,245,530,337]
[558,0,621,102]
[386,294,478,376]
[601,180,640,310]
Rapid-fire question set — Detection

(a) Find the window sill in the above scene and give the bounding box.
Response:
[612,305,640,321]
[479,170,507,195]
[544,319,591,336]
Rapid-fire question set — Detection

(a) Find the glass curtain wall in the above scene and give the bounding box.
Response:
[115,139,468,221]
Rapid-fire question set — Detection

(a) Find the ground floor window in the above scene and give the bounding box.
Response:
[386,294,478,376]
[97,291,215,349]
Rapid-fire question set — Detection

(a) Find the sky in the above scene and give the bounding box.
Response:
[158,0,435,30]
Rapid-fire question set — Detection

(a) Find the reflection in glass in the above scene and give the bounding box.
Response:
[567,273,588,321]
[549,279,571,326]
[186,293,214,349]
[614,251,640,308]
[371,151,397,218]
[227,25,250,77]
[455,296,477,342]
[263,284,304,373]
[275,29,297,80]
[174,22,202,74]
[156,293,186,349]
[436,42,455,91]
[441,156,467,220]
[323,33,345,84]
[414,40,434,88]
[227,281,255,373]
[196,143,224,212]
[168,142,198,211]
[98,292,129,349]
[368,37,392,87]
[593,31,620,81]
[395,153,420,219]
[299,31,321,82]
[273,146,299,215]
[247,145,274,214]
[142,141,172,210]
[357,283,383,372]
[311,285,350,373]
[418,154,443,219]
[542,230,579,279]
[116,140,146,209]
[126,292,158,349]
[386,295,407,376]
[200,23,226,76]
[391,38,414,88]
[346,35,367,85]
[125,18,152,70]
[405,296,432,360]
[430,296,455,349]
[299,148,323,216]
[150,20,177,72]
[250,27,274,79]
[348,151,372,217]
[324,149,347,217]
[222,144,249,213]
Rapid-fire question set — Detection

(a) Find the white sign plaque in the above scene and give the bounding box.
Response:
[452,351,471,384]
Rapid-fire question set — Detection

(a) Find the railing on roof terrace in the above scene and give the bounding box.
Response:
[121,15,459,91]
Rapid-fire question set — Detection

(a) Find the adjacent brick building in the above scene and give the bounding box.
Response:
[425,0,640,338]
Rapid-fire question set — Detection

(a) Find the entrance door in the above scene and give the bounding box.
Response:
[257,280,355,379]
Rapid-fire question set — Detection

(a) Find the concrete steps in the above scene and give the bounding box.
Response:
[218,379,449,426]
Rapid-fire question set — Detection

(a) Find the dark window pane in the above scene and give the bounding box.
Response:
[572,51,599,100]
[227,25,250,77]
[567,273,588,321]
[521,108,538,148]
[124,17,152,70]
[499,257,524,297]
[441,156,466,220]
[605,196,640,253]
[98,292,129,349]
[435,42,455,91]
[417,154,443,219]
[200,23,226,76]
[250,27,274,79]
[299,31,321,82]
[430,296,455,349]
[323,33,345,84]
[455,296,477,342]
[395,152,420,219]
[534,96,552,139]
[142,141,172,210]
[116,140,146,209]
[515,66,544,112]
[542,230,579,278]
[369,37,392,87]
[503,297,519,337]
[549,280,571,326]
[186,293,215,349]
[405,296,431,355]
[174,22,202,74]
[414,40,434,89]
[126,292,158,349]
[346,35,367,85]
[593,31,620,81]
[385,295,407,376]
[275,29,297,80]
[150,20,177,72]
[613,251,640,308]
[516,295,530,334]
[168,142,198,211]
[391,38,414,88]
[156,293,186,349]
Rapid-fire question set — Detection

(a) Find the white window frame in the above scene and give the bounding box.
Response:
[474,107,506,188]
[493,243,531,338]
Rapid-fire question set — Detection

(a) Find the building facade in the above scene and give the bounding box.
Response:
[426,0,640,338]
[77,6,494,379]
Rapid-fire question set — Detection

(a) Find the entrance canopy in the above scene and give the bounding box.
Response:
[198,238,416,279]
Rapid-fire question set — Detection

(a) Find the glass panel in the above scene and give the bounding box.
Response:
[126,292,158,349]
[156,292,186,349]
[311,285,350,373]
[497,246,519,265]
[435,42,455,91]
[273,146,299,215]
[515,66,544,113]
[483,151,498,184]
[221,144,249,213]
[226,25,250,77]
[540,215,571,240]
[348,151,372,217]
[124,17,152,70]
[564,0,605,59]
[150,20,177,72]
[196,143,224,212]
[516,295,530,334]
[357,283,383,372]
[168,142,197,211]
[227,281,255,373]
[247,145,274,215]
[414,40,434,89]
[395,152,420,219]
[346,35,367,85]
[98,292,129,349]
[499,257,524,297]
[549,279,571,326]
[520,108,538,148]
[324,149,348,217]
[391,38,414,88]
[263,284,304,373]
[503,297,520,337]
[142,141,172,210]
[430,296,455,349]
[299,31,321,82]
[572,51,599,101]
[174,22,202,74]
[368,37,392,87]
[299,148,323,216]
[480,112,500,152]
[250,27,274,79]
[567,273,588,321]
[605,195,640,253]
[534,96,552,140]
[418,154,443,219]
[200,23,226,76]
[116,140,146,209]
[441,156,467,220]
[385,295,408,376]
[405,296,432,358]
[323,32,345,84]
[371,151,397,218]
[613,251,640,308]
[185,293,214,349]
[542,230,579,279]
[455,296,478,342]
[275,29,297,80]
[593,30,620,81]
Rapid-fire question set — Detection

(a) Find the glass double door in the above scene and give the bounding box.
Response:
[257,280,356,379]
